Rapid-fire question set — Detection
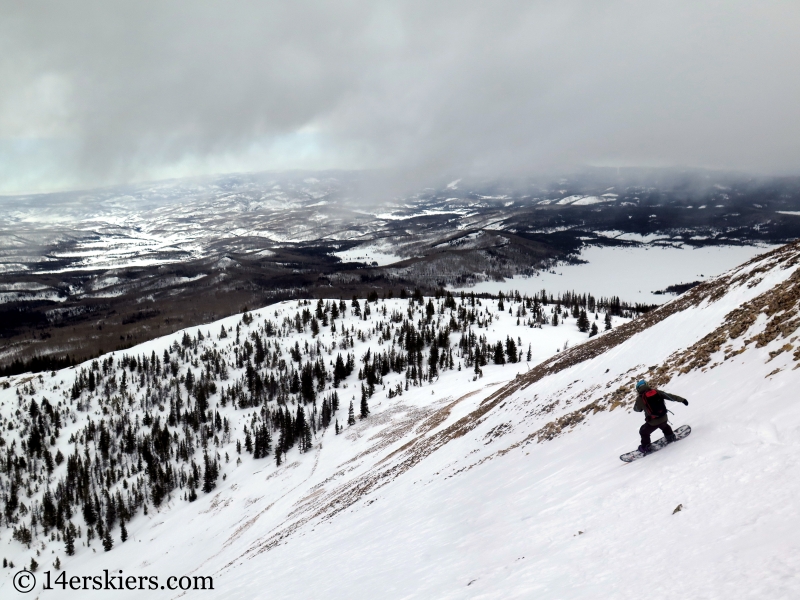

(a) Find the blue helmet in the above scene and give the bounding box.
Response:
[635,379,647,391]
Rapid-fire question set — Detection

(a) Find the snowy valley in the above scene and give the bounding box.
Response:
[1,241,800,598]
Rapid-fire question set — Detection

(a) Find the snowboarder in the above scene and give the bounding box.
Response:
[633,379,688,454]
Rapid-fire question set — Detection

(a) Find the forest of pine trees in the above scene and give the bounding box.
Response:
[0,287,646,566]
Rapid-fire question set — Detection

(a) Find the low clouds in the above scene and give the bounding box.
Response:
[1,1,799,194]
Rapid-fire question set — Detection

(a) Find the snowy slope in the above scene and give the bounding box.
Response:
[3,242,800,598]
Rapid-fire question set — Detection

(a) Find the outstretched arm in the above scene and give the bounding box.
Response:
[661,391,689,406]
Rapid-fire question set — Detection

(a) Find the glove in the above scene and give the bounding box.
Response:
[683,400,689,406]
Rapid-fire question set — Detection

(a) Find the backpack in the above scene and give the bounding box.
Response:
[640,389,667,419]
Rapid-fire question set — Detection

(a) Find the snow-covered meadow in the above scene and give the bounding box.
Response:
[332,244,403,267]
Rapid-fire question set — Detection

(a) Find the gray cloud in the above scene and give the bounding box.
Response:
[1,1,799,194]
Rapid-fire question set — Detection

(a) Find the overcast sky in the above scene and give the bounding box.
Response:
[1,1,799,194]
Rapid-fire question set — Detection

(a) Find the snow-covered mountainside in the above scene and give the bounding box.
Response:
[2,241,800,598]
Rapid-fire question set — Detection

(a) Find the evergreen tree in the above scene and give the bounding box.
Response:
[429,344,439,378]
[321,396,332,429]
[333,354,347,387]
[102,528,113,552]
[82,495,97,527]
[202,452,217,493]
[295,404,307,448]
[505,337,518,363]
[577,309,590,333]
[303,421,313,451]
[604,312,612,331]
[345,353,355,376]
[253,423,272,458]
[185,368,194,393]
[64,525,75,556]
[290,370,300,394]
[590,322,599,337]
[526,344,532,361]
[360,385,370,419]
[425,299,435,321]
[120,519,128,543]
[254,336,265,365]
[493,342,506,365]
[5,482,18,523]
[105,492,117,530]
[300,363,316,403]
[42,490,57,531]
[348,400,356,426]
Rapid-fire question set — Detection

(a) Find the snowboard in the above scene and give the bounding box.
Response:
[619,425,691,463]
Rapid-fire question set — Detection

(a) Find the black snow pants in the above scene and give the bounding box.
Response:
[639,422,673,446]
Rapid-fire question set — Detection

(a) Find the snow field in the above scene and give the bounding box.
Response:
[455,244,777,304]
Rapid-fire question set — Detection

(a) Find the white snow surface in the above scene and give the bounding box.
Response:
[332,244,403,266]
[454,244,777,304]
[553,195,611,206]
[2,245,800,598]
[571,196,608,206]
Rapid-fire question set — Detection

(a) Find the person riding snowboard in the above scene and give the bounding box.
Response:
[633,379,688,454]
